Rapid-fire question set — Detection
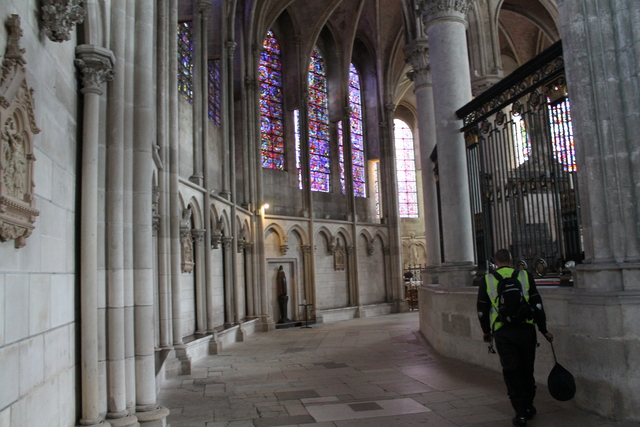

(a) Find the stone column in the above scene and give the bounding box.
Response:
[132,0,169,424]
[555,0,640,420]
[222,236,235,325]
[379,105,408,310]
[169,0,183,347]
[404,38,441,283]
[243,242,255,316]
[105,1,137,424]
[75,44,115,427]
[300,244,313,318]
[346,245,359,310]
[419,0,475,286]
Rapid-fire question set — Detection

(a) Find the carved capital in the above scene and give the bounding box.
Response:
[367,241,375,256]
[75,45,115,95]
[279,244,289,256]
[245,76,257,91]
[191,228,205,243]
[41,0,85,42]
[417,0,471,28]
[221,236,233,250]
[225,41,237,58]
[404,39,432,88]
[384,103,396,114]
[197,0,212,14]
[300,244,312,255]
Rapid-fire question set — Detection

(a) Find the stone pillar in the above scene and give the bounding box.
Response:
[104,1,138,424]
[132,0,169,424]
[404,38,441,283]
[379,105,408,311]
[555,0,640,420]
[75,44,115,426]
[345,245,359,309]
[222,236,235,325]
[169,0,183,347]
[243,242,255,316]
[419,0,475,286]
[300,244,313,318]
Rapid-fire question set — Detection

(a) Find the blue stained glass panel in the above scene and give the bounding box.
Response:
[548,98,576,172]
[260,31,285,170]
[308,47,330,192]
[208,59,221,126]
[349,64,366,197]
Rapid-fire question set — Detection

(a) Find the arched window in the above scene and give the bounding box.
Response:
[549,98,576,172]
[259,30,285,169]
[208,59,221,127]
[394,119,418,218]
[349,64,365,197]
[338,64,366,196]
[512,113,530,167]
[177,22,194,102]
[308,47,330,192]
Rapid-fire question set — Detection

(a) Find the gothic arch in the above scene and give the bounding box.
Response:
[264,222,288,247]
[286,223,309,246]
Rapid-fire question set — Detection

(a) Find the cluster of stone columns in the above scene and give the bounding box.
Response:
[74,0,169,424]
[406,0,476,286]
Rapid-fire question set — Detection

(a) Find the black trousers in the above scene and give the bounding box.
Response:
[494,323,538,416]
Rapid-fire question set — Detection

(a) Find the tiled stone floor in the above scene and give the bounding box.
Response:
[158,312,631,427]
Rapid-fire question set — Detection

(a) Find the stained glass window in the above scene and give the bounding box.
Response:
[349,64,366,197]
[259,30,285,169]
[513,113,530,167]
[178,22,194,102]
[338,121,346,193]
[394,119,419,218]
[549,98,576,172]
[308,47,330,192]
[294,109,303,189]
[208,59,221,127]
[373,161,381,219]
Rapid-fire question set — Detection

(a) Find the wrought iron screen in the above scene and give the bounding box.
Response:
[457,42,582,277]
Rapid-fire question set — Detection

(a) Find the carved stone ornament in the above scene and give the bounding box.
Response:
[41,0,85,43]
[417,0,471,27]
[0,15,40,248]
[180,209,194,273]
[334,244,346,271]
[211,215,224,249]
[74,45,115,95]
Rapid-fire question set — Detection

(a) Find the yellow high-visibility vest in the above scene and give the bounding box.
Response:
[486,267,534,331]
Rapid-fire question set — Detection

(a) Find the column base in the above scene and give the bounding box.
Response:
[136,406,170,427]
[106,414,139,427]
[78,419,106,427]
[173,345,192,375]
[436,263,477,287]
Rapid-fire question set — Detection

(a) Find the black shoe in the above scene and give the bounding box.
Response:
[525,406,537,420]
[512,416,527,426]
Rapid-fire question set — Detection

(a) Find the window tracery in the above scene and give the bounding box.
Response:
[208,59,221,127]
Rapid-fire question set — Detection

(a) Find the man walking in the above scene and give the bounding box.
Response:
[477,249,554,426]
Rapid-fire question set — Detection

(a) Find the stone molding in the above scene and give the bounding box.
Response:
[0,15,40,248]
[417,0,471,28]
[41,0,85,42]
[75,45,115,95]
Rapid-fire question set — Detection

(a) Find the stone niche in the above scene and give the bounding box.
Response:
[0,15,40,248]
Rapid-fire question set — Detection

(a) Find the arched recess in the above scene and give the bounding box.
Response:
[357,231,386,305]
[208,204,225,328]
[314,228,351,310]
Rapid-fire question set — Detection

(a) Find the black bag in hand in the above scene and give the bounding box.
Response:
[547,341,576,401]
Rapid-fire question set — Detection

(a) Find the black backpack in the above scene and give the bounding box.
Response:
[493,270,534,324]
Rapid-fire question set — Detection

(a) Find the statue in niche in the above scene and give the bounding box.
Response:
[277,265,290,323]
[407,232,420,266]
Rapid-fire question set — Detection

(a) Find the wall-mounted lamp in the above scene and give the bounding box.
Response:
[257,203,270,216]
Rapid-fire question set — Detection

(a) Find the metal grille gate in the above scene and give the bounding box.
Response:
[458,42,582,277]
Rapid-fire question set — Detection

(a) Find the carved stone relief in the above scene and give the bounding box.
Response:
[180,209,194,273]
[41,0,85,43]
[0,15,40,248]
[334,241,346,271]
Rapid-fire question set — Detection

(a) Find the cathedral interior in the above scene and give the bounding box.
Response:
[0,0,638,425]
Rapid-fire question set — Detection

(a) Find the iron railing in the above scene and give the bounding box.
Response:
[457,41,582,278]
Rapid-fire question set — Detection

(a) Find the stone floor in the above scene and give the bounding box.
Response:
[158,312,631,427]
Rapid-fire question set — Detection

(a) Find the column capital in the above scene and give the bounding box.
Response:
[74,45,115,95]
[197,0,212,14]
[404,39,431,88]
[191,228,206,243]
[417,0,471,29]
[41,0,85,42]
[301,244,312,254]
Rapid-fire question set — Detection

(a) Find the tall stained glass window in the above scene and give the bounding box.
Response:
[308,47,330,192]
[394,119,419,218]
[259,30,285,169]
[338,121,346,193]
[178,22,194,102]
[549,98,576,172]
[373,161,381,219]
[294,109,303,189]
[349,64,365,197]
[208,59,221,127]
